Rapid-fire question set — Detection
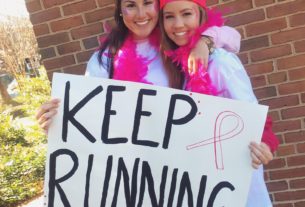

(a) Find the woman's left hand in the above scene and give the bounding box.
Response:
[188,38,210,75]
[249,141,273,169]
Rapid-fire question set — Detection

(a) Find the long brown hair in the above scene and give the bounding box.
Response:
[98,0,128,79]
[159,6,206,87]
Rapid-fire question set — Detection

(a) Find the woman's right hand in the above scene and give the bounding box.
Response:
[36,98,60,134]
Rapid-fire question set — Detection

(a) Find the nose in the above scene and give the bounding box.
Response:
[136,6,146,18]
[173,17,184,28]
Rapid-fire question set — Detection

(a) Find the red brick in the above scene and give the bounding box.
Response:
[43,55,75,70]
[63,0,97,16]
[295,201,305,207]
[50,16,84,32]
[63,64,86,75]
[302,93,305,103]
[282,106,305,119]
[266,180,288,191]
[246,61,274,76]
[265,158,286,170]
[273,204,293,207]
[37,32,70,48]
[237,52,248,65]
[25,0,42,12]
[33,23,50,36]
[82,37,99,49]
[268,111,280,121]
[294,40,305,53]
[289,67,305,81]
[42,0,71,8]
[240,35,269,52]
[226,9,265,27]
[284,131,305,143]
[76,49,95,63]
[250,45,291,62]
[57,42,81,55]
[254,0,275,7]
[215,0,253,15]
[287,154,305,167]
[250,75,266,88]
[97,0,114,7]
[277,54,305,70]
[271,27,305,44]
[278,80,305,95]
[276,144,296,157]
[71,23,103,40]
[268,72,287,84]
[261,95,299,110]
[254,86,277,99]
[85,6,115,23]
[269,167,305,180]
[273,120,301,133]
[289,12,305,27]
[274,190,305,201]
[30,7,61,24]
[266,0,305,18]
[245,18,287,37]
[297,142,305,153]
[39,47,56,60]
[290,178,305,189]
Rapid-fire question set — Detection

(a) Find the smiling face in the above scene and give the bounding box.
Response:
[163,0,201,46]
[121,0,159,40]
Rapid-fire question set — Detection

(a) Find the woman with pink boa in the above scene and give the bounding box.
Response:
[159,0,278,206]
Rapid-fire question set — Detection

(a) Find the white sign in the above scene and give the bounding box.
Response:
[44,73,268,207]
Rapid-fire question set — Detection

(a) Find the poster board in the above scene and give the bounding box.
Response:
[43,73,268,207]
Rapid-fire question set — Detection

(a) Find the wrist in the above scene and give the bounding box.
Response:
[200,35,215,54]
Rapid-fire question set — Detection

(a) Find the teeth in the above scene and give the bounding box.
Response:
[136,20,149,25]
[174,32,186,36]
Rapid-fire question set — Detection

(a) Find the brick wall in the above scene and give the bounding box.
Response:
[25,0,305,206]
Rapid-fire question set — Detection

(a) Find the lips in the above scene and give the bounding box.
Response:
[174,31,187,36]
[135,20,150,25]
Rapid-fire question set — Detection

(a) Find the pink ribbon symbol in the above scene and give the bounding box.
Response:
[187,111,244,170]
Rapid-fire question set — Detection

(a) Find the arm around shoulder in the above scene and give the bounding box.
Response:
[203,26,241,53]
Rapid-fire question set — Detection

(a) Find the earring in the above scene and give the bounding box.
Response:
[120,13,123,16]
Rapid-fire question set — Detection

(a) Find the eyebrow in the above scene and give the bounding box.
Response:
[122,0,135,4]
[163,8,194,14]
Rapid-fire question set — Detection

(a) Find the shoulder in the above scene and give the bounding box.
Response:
[208,48,245,78]
[85,50,110,78]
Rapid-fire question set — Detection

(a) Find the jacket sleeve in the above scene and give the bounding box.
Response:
[202,26,241,53]
[262,116,279,153]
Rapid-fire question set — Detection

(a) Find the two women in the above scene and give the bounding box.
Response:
[37,0,278,205]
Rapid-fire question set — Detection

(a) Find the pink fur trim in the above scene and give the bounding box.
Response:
[113,28,160,84]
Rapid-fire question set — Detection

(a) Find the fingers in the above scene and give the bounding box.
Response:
[188,58,206,76]
[249,141,273,169]
[36,98,60,134]
[250,151,261,169]
[36,98,60,120]
[37,109,58,126]
[188,58,195,75]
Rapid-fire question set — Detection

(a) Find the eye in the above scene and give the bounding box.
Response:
[126,3,135,8]
[164,14,174,19]
[144,0,153,5]
[182,12,193,16]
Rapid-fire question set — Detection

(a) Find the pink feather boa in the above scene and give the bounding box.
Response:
[164,8,224,95]
[113,28,160,84]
